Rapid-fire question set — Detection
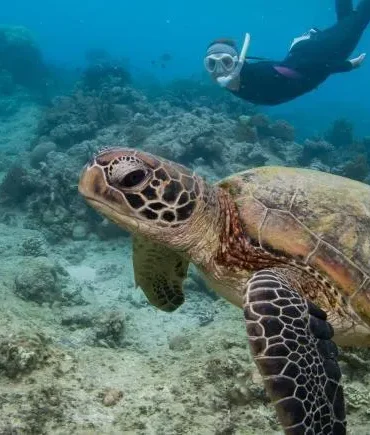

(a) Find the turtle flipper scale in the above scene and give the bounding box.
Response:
[133,235,188,312]
[243,269,346,435]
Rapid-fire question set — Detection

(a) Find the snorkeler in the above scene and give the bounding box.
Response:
[204,0,370,105]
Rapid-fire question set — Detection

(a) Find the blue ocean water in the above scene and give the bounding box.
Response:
[3,0,370,136]
[2,2,370,434]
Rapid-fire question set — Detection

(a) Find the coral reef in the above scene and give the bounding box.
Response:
[299,139,335,166]
[34,84,151,152]
[235,115,259,143]
[142,111,220,164]
[82,62,131,92]
[0,163,41,204]
[94,311,125,348]
[14,257,62,304]
[36,92,115,148]
[269,119,295,142]
[1,60,370,435]
[61,312,95,329]
[100,387,123,407]
[20,235,48,257]
[341,154,370,182]
[237,114,295,142]
[60,309,125,348]
[12,256,86,306]
[0,384,65,434]
[0,26,48,93]
[30,141,57,168]
[1,144,102,242]
[0,332,50,379]
[6,80,366,257]
[325,118,353,148]
[150,77,256,116]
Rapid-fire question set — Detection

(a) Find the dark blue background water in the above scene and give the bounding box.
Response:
[3,0,370,137]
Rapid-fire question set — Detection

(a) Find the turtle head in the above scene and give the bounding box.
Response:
[79,147,214,251]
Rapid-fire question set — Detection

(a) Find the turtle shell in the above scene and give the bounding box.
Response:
[218,166,370,325]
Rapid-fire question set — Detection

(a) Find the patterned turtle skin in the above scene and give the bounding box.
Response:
[218,166,370,343]
[79,148,370,435]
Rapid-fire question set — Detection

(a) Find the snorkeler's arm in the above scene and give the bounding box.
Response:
[330,60,354,73]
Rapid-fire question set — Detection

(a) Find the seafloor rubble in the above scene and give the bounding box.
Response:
[1,45,370,434]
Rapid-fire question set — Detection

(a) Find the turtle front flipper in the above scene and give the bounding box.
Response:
[244,269,346,435]
[132,235,188,312]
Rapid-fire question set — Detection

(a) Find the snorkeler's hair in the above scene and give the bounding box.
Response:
[207,39,237,49]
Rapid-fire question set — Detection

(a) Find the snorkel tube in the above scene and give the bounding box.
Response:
[217,33,250,87]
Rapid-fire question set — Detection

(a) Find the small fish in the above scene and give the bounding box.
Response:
[160,53,172,62]
[151,53,173,67]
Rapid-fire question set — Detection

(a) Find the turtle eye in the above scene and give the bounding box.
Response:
[118,169,147,188]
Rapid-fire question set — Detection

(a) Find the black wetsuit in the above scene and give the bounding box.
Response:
[231,0,370,105]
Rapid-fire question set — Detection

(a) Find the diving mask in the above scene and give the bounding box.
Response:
[204,53,238,74]
[205,33,251,87]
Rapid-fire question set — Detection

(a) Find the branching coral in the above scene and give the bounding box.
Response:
[325,118,353,148]
[21,236,47,257]
[299,139,335,166]
[269,120,295,142]
[36,89,117,148]
[341,154,370,182]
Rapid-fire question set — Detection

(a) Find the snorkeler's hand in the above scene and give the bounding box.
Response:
[217,76,232,87]
[350,53,366,68]
[216,75,240,90]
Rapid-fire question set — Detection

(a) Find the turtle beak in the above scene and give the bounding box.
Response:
[78,161,103,203]
[78,161,140,233]
[78,162,118,212]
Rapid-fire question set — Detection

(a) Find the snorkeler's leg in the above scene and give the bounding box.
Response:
[356,0,370,27]
[336,0,353,21]
[318,0,370,59]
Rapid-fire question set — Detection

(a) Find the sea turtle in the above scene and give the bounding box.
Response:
[78,147,370,435]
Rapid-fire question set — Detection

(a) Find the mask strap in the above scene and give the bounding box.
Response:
[217,33,250,87]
